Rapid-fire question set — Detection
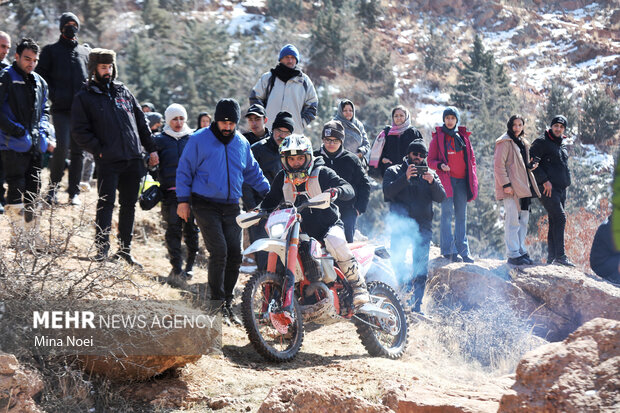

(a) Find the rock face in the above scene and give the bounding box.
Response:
[0,352,44,413]
[426,256,620,341]
[498,318,620,412]
[258,379,391,413]
[78,354,202,382]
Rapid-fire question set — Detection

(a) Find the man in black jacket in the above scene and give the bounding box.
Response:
[0,31,10,214]
[530,115,574,267]
[383,141,446,313]
[72,48,159,265]
[241,111,293,270]
[314,120,370,243]
[37,12,90,206]
[243,103,269,145]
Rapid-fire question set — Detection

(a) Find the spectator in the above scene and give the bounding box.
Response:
[176,98,269,325]
[196,111,211,131]
[590,216,620,284]
[383,140,446,313]
[37,12,90,206]
[369,105,423,177]
[250,44,318,134]
[0,31,11,215]
[243,103,268,145]
[72,48,159,265]
[530,115,574,267]
[313,120,370,243]
[146,112,163,134]
[0,38,56,247]
[241,111,293,271]
[333,99,370,160]
[428,106,478,263]
[154,103,199,285]
[494,115,540,265]
[141,102,155,113]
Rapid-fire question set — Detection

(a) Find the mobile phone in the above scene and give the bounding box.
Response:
[528,156,541,169]
[415,166,428,174]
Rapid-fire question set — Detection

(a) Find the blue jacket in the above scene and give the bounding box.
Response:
[176,127,270,204]
[0,63,54,153]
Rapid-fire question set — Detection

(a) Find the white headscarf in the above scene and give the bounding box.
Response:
[163,103,193,139]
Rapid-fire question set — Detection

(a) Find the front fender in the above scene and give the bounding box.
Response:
[244,238,287,263]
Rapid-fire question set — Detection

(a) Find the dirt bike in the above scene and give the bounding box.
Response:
[236,192,408,362]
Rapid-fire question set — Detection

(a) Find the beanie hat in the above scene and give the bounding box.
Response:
[214,98,240,123]
[272,111,295,133]
[146,112,163,129]
[59,12,80,30]
[142,102,155,112]
[164,103,188,125]
[550,115,568,128]
[87,48,117,80]
[245,103,266,118]
[322,120,345,142]
[407,140,428,156]
[279,44,300,64]
[443,106,460,125]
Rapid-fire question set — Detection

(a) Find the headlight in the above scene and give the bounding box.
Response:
[268,223,285,238]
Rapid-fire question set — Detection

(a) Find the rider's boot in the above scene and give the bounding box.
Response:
[339,257,370,309]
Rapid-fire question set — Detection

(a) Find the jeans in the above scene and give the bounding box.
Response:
[539,186,567,261]
[48,111,84,197]
[340,207,358,243]
[503,196,530,259]
[95,159,144,254]
[440,177,470,257]
[161,190,199,271]
[1,149,42,222]
[192,197,242,303]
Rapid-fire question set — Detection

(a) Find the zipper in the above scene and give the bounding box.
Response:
[225,144,230,201]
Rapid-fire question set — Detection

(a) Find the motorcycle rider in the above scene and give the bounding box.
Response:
[259,135,371,318]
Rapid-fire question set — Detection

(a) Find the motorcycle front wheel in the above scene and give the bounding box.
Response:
[241,271,304,362]
[354,281,408,359]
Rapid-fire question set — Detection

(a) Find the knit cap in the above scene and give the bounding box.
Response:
[322,120,345,142]
[279,44,300,64]
[59,12,80,30]
[550,115,568,128]
[443,106,460,125]
[272,111,295,133]
[407,140,428,156]
[165,103,188,125]
[214,99,241,123]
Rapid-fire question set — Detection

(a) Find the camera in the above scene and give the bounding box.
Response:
[528,156,541,169]
[409,165,428,182]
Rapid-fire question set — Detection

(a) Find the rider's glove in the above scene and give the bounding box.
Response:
[327,188,339,200]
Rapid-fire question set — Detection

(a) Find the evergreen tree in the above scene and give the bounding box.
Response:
[535,81,577,135]
[122,35,159,106]
[357,0,383,28]
[266,0,303,20]
[352,34,395,96]
[451,34,495,112]
[309,0,356,71]
[579,87,620,145]
[421,24,450,73]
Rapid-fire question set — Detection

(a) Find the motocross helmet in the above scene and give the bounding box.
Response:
[279,134,314,185]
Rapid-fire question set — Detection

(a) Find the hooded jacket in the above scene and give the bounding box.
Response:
[383,159,446,228]
[249,69,318,134]
[313,146,371,214]
[176,126,269,204]
[260,157,354,240]
[0,63,54,153]
[36,36,89,113]
[529,130,571,190]
[493,133,540,201]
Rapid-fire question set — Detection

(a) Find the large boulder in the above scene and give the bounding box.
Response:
[498,318,620,412]
[426,256,620,341]
[78,354,202,382]
[0,352,44,413]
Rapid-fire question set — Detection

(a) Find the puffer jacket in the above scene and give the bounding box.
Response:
[529,130,571,190]
[249,70,318,134]
[36,36,89,112]
[153,131,191,190]
[493,133,540,200]
[0,63,54,152]
[71,80,156,163]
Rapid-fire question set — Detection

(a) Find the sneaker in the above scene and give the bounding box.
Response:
[507,256,528,266]
[520,254,534,265]
[223,306,242,326]
[552,256,575,267]
[69,194,82,206]
[112,250,143,268]
[461,255,475,263]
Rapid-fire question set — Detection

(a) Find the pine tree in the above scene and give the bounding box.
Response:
[535,81,577,135]
[357,0,383,28]
[266,0,303,20]
[579,87,620,144]
[421,24,450,73]
[309,0,356,71]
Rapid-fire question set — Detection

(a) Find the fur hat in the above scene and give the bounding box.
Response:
[88,48,117,80]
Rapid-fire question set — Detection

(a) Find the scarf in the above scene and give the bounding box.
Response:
[163,124,193,140]
[334,100,362,144]
[321,145,343,159]
[271,63,301,83]
[507,130,527,166]
[442,125,465,151]
[546,129,564,145]
[211,122,235,145]
[369,109,412,168]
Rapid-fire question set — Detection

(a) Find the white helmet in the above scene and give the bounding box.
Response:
[279,134,314,184]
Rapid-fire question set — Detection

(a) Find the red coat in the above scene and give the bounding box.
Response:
[428,126,478,201]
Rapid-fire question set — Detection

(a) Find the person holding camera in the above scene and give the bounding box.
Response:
[494,115,540,266]
[383,140,446,313]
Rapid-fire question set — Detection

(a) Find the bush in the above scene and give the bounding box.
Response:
[579,87,620,145]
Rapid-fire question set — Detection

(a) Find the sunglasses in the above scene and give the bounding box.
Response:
[411,152,427,158]
[322,138,340,144]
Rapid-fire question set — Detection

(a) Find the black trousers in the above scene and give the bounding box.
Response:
[539,186,567,261]
[1,149,42,222]
[192,197,242,303]
[247,217,268,271]
[340,207,358,243]
[95,159,144,254]
[161,190,199,271]
[48,111,83,197]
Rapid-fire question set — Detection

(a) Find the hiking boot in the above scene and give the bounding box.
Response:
[113,249,143,268]
[507,256,529,266]
[552,256,575,267]
[520,254,534,265]
[339,258,370,309]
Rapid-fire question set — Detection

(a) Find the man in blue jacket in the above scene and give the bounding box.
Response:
[0,38,56,247]
[176,98,269,324]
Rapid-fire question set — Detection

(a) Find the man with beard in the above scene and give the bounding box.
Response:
[37,12,90,206]
[530,115,574,267]
[176,98,269,325]
[72,48,159,265]
[383,141,446,313]
[249,44,317,134]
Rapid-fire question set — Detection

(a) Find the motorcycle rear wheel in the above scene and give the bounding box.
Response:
[241,271,304,362]
[354,281,408,359]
